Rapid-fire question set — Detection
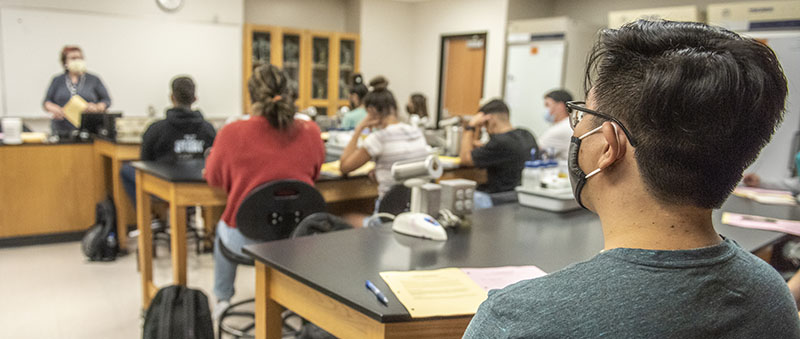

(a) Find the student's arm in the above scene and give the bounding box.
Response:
[460,113,489,167]
[787,270,800,308]
[340,116,379,174]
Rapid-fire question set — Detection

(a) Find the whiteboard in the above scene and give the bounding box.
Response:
[504,41,565,138]
[1,8,241,118]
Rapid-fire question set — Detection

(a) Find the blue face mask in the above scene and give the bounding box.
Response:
[544,108,554,123]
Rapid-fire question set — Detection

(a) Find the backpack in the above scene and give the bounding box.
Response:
[143,285,214,339]
[81,197,118,261]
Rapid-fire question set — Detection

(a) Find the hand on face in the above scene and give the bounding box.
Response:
[356,115,381,131]
[469,112,490,128]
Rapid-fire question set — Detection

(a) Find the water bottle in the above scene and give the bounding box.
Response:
[106,231,118,250]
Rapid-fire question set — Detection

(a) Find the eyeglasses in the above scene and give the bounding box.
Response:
[565,101,638,147]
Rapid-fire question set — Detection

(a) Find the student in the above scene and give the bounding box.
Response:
[459,99,537,208]
[204,64,325,318]
[464,20,800,337]
[339,76,429,224]
[538,89,573,160]
[120,76,215,205]
[406,93,429,128]
[340,74,369,129]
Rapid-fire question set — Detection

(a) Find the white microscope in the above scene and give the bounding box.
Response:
[389,155,448,241]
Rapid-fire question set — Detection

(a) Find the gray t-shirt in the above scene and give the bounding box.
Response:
[464,238,800,338]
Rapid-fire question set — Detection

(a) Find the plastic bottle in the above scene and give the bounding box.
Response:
[522,160,543,189]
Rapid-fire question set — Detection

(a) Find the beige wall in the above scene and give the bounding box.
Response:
[410,0,510,119]
[245,0,348,32]
[358,0,415,114]
[508,0,555,21]
[550,0,779,27]
[0,0,243,24]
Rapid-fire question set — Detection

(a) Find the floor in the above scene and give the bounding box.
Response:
[0,239,255,339]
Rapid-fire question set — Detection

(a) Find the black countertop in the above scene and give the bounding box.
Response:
[243,196,793,323]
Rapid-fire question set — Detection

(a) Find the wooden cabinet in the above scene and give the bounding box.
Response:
[243,24,360,116]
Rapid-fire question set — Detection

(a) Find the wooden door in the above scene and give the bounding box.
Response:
[440,34,486,117]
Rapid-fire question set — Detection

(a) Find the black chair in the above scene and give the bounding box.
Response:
[217,180,326,339]
[377,184,412,222]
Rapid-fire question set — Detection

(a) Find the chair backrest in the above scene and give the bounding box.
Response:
[291,212,353,238]
[377,184,411,219]
[235,180,326,241]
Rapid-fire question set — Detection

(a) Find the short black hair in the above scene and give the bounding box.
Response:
[544,90,572,104]
[479,99,509,115]
[171,76,195,107]
[586,20,787,208]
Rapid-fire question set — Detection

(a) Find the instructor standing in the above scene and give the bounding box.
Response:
[43,45,112,135]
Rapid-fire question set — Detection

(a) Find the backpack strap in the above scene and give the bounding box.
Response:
[185,289,196,339]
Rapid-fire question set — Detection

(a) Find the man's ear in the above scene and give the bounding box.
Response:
[597,121,627,169]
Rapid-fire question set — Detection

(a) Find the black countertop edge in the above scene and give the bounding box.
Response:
[243,245,412,323]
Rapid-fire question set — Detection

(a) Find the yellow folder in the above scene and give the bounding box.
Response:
[63,95,88,126]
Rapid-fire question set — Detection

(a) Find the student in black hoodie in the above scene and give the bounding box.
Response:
[121,76,216,205]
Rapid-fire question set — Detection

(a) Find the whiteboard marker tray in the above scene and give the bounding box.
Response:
[515,186,580,212]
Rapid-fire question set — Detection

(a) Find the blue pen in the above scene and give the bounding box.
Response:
[365,280,389,305]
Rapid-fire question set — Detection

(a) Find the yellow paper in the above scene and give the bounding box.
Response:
[320,160,375,178]
[63,95,88,126]
[380,268,488,318]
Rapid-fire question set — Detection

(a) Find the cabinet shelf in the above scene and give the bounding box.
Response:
[244,24,359,116]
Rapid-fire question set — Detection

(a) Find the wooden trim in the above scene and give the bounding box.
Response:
[256,262,285,339]
[136,168,154,309]
[330,33,341,116]
[257,264,473,339]
[140,173,172,201]
[317,177,378,203]
[267,266,385,338]
[173,184,227,206]
[169,194,188,285]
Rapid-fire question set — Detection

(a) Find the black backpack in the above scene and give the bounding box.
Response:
[143,285,214,339]
[81,197,119,261]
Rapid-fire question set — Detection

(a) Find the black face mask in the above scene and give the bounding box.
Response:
[568,125,606,209]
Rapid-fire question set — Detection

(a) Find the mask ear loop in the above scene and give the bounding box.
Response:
[583,123,620,179]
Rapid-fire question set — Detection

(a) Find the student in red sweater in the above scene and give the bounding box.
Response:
[204,65,325,317]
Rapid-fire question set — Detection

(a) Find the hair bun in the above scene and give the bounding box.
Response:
[352,73,363,85]
[369,76,389,91]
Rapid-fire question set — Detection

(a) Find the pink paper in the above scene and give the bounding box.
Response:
[722,212,800,237]
[734,186,794,196]
[461,266,548,292]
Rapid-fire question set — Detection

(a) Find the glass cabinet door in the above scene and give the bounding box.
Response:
[282,33,301,98]
[339,39,356,100]
[252,32,271,70]
[312,37,329,100]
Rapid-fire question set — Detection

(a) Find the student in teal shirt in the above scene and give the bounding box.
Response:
[340,74,369,129]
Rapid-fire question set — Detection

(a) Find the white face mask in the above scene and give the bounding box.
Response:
[66,59,86,74]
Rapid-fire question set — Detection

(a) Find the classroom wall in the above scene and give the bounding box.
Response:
[507,0,555,21]
[550,0,779,27]
[358,0,415,115]
[410,0,510,119]
[0,0,243,132]
[0,0,243,24]
[245,0,348,32]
